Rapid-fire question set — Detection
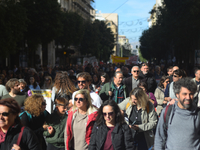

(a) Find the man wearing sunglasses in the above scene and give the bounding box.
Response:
[124,66,140,96]
[72,72,102,108]
[2,78,26,107]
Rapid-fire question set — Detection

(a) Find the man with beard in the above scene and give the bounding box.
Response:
[139,63,157,93]
[155,77,200,150]
[2,78,26,107]
[72,72,102,108]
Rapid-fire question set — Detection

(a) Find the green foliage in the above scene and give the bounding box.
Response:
[80,20,114,62]
[138,49,147,62]
[20,0,63,47]
[0,0,27,57]
[56,12,84,48]
[140,0,200,63]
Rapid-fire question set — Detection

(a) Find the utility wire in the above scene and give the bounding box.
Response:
[105,0,129,19]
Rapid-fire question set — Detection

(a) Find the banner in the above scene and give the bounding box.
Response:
[31,90,52,114]
[83,56,99,68]
[111,55,129,64]
[126,55,138,65]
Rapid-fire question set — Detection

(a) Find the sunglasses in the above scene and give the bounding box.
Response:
[0,112,10,117]
[165,80,170,83]
[133,70,139,73]
[77,80,86,84]
[103,112,114,116]
[42,102,47,106]
[74,98,84,101]
[173,75,178,77]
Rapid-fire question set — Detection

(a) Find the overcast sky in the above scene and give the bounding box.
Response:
[94,0,156,48]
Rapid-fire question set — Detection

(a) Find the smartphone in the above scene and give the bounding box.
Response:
[131,120,136,126]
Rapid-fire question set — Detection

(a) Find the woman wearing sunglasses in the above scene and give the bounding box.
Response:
[0,98,41,150]
[88,100,134,150]
[65,89,98,150]
[154,76,170,116]
[20,95,49,150]
[118,87,157,150]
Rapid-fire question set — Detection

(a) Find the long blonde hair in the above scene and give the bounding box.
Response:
[129,87,148,110]
[73,89,95,114]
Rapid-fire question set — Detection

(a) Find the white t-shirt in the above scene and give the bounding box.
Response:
[72,91,102,108]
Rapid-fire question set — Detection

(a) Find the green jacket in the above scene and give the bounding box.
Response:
[99,81,127,103]
[43,111,68,148]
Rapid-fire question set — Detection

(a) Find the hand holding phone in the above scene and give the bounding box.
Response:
[131,120,136,126]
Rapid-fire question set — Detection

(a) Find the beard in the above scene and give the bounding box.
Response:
[179,98,193,110]
[13,89,19,94]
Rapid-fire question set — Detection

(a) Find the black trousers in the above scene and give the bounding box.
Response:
[47,143,65,150]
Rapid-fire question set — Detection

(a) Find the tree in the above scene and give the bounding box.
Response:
[56,12,85,49]
[20,0,63,48]
[140,0,200,65]
[0,0,27,57]
[80,20,114,62]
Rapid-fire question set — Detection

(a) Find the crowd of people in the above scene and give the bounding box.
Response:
[0,62,200,150]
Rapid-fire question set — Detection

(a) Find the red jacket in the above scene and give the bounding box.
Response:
[65,108,98,150]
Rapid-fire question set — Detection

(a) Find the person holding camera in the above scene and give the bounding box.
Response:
[118,87,157,150]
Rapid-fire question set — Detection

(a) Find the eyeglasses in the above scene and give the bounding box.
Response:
[103,112,114,116]
[74,98,84,101]
[165,80,170,83]
[173,75,178,77]
[77,80,86,84]
[0,112,10,117]
[133,70,139,73]
[42,102,47,106]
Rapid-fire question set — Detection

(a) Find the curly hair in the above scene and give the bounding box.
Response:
[173,77,197,95]
[5,78,19,92]
[129,87,149,110]
[24,95,44,117]
[96,100,124,127]
[54,71,77,94]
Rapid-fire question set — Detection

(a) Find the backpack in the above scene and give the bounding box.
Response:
[19,110,48,122]
[163,104,200,136]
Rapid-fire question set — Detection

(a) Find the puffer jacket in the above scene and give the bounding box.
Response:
[88,122,134,150]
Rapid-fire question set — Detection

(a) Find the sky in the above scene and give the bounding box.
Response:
[94,0,156,49]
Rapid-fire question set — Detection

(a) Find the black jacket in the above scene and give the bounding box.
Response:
[0,124,42,150]
[139,72,157,93]
[88,123,134,150]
